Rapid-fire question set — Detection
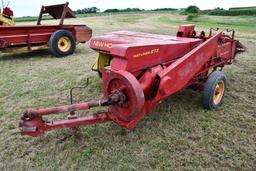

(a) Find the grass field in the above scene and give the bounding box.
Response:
[0,12,255,170]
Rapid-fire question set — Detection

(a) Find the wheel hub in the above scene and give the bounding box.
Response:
[58,36,71,52]
[213,80,225,105]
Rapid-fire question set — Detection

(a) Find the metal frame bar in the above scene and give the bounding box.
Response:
[37,2,70,25]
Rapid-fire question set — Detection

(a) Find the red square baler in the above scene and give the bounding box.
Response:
[19,25,246,137]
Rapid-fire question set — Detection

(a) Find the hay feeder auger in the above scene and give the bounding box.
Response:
[20,25,246,137]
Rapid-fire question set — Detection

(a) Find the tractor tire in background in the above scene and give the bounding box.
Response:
[97,71,103,78]
[202,71,227,110]
[49,30,76,57]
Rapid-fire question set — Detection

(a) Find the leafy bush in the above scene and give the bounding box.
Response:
[186,14,198,21]
[229,6,256,10]
[208,9,256,16]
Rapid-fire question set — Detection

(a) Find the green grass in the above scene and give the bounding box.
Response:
[15,15,54,22]
[0,12,255,170]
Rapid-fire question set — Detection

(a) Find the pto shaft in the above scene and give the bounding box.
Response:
[22,89,126,120]
[23,101,102,119]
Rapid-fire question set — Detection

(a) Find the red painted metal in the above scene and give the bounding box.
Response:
[90,30,202,73]
[37,2,76,25]
[103,70,145,122]
[19,25,246,137]
[20,112,112,137]
[3,7,14,17]
[177,24,195,37]
[0,2,92,51]
[0,25,92,49]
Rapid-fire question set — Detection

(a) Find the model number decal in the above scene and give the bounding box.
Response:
[93,41,112,49]
[133,48,159,58]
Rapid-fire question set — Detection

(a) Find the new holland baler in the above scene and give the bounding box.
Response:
[19,25,246,137]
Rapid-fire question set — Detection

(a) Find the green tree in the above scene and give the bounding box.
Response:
[185,5,200,13]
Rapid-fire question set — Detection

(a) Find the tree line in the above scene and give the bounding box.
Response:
[75,6,256,16]
[75,7,177,14]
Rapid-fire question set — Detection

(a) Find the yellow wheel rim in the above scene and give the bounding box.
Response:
[57,36,71,52]
[213,80,225,105]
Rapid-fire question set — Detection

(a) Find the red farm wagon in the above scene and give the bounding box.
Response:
[0,2,92,57]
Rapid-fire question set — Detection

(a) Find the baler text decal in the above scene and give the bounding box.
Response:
[133,48,159,58]
[93,41,112,49]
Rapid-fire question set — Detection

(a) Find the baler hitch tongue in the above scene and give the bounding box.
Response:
[19,89,127,137]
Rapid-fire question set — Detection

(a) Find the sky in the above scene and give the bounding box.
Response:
[2,0,256,17]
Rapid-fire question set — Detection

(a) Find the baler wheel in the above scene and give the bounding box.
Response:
[202,71,227,110]
[49,30,76,57]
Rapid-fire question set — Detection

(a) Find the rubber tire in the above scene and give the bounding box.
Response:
[49,30,76,57]
[202,71,227,110]
[97,71,102,78]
